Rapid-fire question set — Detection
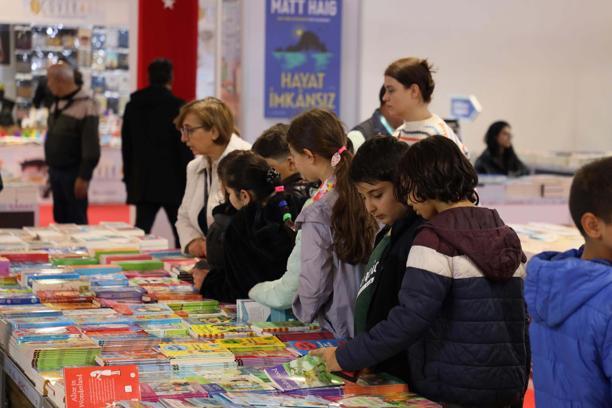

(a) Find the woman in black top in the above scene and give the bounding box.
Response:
[475,121,530,176]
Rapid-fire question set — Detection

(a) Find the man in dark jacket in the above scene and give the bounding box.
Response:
[45,63,100,224]
[121,59,192,247]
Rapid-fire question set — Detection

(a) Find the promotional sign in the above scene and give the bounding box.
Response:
[264,0,342,118]
[450,95,482,121]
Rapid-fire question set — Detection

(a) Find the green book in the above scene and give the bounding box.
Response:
[114,260,164,271]
[52,257,98,266]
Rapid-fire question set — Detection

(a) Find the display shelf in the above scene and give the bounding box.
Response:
[3,352,44,407]
[10,24,130,116]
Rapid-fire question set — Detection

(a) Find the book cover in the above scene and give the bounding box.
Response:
[251,321,320,334]
[157,342,233,359]
[189,324,254,339]
[285,339,345,357]
[264,355,343,391]
[64,365,140,408]
[343,372,409,396]
[212,336,286,352]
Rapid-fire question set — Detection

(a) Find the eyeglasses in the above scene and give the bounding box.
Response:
[179,126,206,137]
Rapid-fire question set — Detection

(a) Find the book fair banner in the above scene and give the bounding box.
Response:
[264,0,342,118]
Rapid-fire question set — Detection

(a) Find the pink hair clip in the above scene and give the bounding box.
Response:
[331,146,347,167]
[275,185,285,193]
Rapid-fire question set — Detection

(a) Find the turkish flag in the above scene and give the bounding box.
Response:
[137,0,198,101]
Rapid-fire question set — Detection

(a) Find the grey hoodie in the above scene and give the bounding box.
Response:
[292,191,363,339]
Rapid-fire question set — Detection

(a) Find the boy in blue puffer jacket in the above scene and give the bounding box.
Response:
[525,156,612,408]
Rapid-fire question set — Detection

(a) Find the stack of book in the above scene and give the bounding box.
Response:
[157,342,238,373]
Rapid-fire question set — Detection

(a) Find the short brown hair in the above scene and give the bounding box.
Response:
[174,97,234,146]
[569,156,612,236]
[385,57,435,103]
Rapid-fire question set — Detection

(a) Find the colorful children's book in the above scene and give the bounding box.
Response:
[114,260,165,271]
[343,372,410,396]
[251,321,320,335]
[285,339,345,357]
[157,342,233,359]
[212,336,286,352]
[64,365,141,408]
[189,324,255,339]
[140,381,209,402]
[264,355,344,391]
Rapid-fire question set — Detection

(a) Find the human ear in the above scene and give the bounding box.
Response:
[302,148,316,164]
[581,213,602,239]
[239,189,252,206]
[210,127,219,142]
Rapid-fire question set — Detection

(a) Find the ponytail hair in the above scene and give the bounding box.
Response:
[218,150,295,228]
[384,57,436,103]
[287,109,377,264]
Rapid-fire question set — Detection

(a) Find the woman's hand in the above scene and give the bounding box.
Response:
[191,268,209,290]
[187,238,206,258]
[309,347,341,371]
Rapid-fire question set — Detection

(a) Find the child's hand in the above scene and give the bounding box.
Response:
[191,268,209,290]
[310,347,341,371]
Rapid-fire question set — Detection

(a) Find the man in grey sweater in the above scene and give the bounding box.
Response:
[45,62,100,224]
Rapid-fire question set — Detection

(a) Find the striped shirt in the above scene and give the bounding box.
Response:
[393,113,469,158]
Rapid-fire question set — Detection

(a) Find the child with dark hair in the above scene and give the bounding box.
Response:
[349,136,424,380]
[525,156,612,407]
[196,150,299,303]
[251,109,377,338]
[313,135,529,407]
[252,123,316,209]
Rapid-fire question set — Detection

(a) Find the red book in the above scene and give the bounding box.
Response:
[101,254,153,265]
[64,365,140,408]
[275,331,335,342]
[0,252,49,263]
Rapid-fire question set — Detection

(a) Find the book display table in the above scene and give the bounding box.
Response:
[0,223,441,408]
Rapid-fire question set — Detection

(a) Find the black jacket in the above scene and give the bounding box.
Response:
[365,213,424,380]
[474,148,529,177]
[200,196,298,303]
[337,207,529,407]
[204,202,236,272]
[282,173,317,213]
[45,88,100,180]
[352,109,393,140]
[121,85,192,205]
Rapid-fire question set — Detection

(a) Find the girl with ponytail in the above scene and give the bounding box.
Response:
[196,150,299,303]
[287,108,377,338]
[383,57,469,157]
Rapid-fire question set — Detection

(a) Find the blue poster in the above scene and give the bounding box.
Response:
[264,0,342,118]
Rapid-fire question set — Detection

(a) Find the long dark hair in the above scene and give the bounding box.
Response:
[396,136,479,205]
[484,120,510,154]
[287,109,376,264]
[218,150,295,226]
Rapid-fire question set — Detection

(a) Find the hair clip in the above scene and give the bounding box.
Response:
[275,185,285,193]
[331,146,347,167]
[266,168,280,185]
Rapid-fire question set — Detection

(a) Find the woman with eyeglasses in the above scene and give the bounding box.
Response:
[174,97,251,258]
[474,121,530,177]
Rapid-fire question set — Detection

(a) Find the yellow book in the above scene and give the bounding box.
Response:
[189,324,255,339]
[157,342,232,359]
[212,336,285,352]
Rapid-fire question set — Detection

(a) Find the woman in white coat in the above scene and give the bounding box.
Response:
[175,97,251,258]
